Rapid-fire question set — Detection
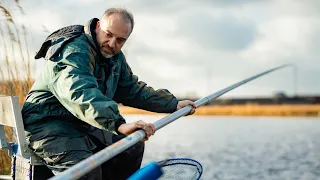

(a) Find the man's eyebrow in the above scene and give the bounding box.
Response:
[106,30,113,35]
[118,37,127,41]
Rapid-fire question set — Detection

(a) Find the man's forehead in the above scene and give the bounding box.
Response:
[101,15,131,37]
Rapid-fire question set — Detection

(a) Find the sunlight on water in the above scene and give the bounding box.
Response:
[123,115,320,180]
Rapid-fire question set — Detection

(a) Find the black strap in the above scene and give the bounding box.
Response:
[34,25,84,59]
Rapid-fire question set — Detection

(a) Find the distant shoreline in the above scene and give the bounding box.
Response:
[119,104,320,117]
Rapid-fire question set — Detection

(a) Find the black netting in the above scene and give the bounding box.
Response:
[157,158,202,180]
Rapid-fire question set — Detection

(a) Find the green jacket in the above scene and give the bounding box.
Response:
[22,18,178,155]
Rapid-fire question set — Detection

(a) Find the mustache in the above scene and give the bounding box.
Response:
[102,45,114,54]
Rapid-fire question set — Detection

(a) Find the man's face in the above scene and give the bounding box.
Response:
[95,14,131,58]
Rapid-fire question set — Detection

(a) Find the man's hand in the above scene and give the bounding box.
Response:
[177,100,197,115]
[117,120,155,141]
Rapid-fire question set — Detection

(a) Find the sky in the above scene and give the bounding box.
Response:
[1,0,320,98]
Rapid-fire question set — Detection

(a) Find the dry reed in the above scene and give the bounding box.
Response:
[0,1,33,175]
[119,105,320,117]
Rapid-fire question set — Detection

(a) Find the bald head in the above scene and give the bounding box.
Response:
[102,8,134,33]
[95,8,134,58]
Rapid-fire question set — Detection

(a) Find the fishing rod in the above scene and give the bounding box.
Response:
[49,64,290,180]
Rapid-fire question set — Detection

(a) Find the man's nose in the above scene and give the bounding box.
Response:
[108,37,116,49]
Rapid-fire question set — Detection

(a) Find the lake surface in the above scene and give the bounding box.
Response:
[124,115,320,180]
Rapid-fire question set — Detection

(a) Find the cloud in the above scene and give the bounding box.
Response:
[1,0,319,97]
[177,14,257,51]
[240,16,318,64]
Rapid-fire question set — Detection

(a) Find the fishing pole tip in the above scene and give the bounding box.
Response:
[280,63,295,68]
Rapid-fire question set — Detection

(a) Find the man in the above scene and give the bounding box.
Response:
[22,8,196,180]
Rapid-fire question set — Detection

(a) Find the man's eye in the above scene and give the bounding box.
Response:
[106,33,112,38]
[117,39,125,44]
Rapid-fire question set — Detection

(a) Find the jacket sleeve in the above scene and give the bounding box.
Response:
[49,38,125,132]
[113,54,178,113]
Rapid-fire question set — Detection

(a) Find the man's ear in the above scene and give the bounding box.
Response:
[96,21,101,29]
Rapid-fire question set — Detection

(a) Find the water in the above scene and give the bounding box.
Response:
[124,115,320,180]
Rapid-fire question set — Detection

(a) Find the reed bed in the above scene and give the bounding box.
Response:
[0,1,33,175]
[119,105,320,117]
